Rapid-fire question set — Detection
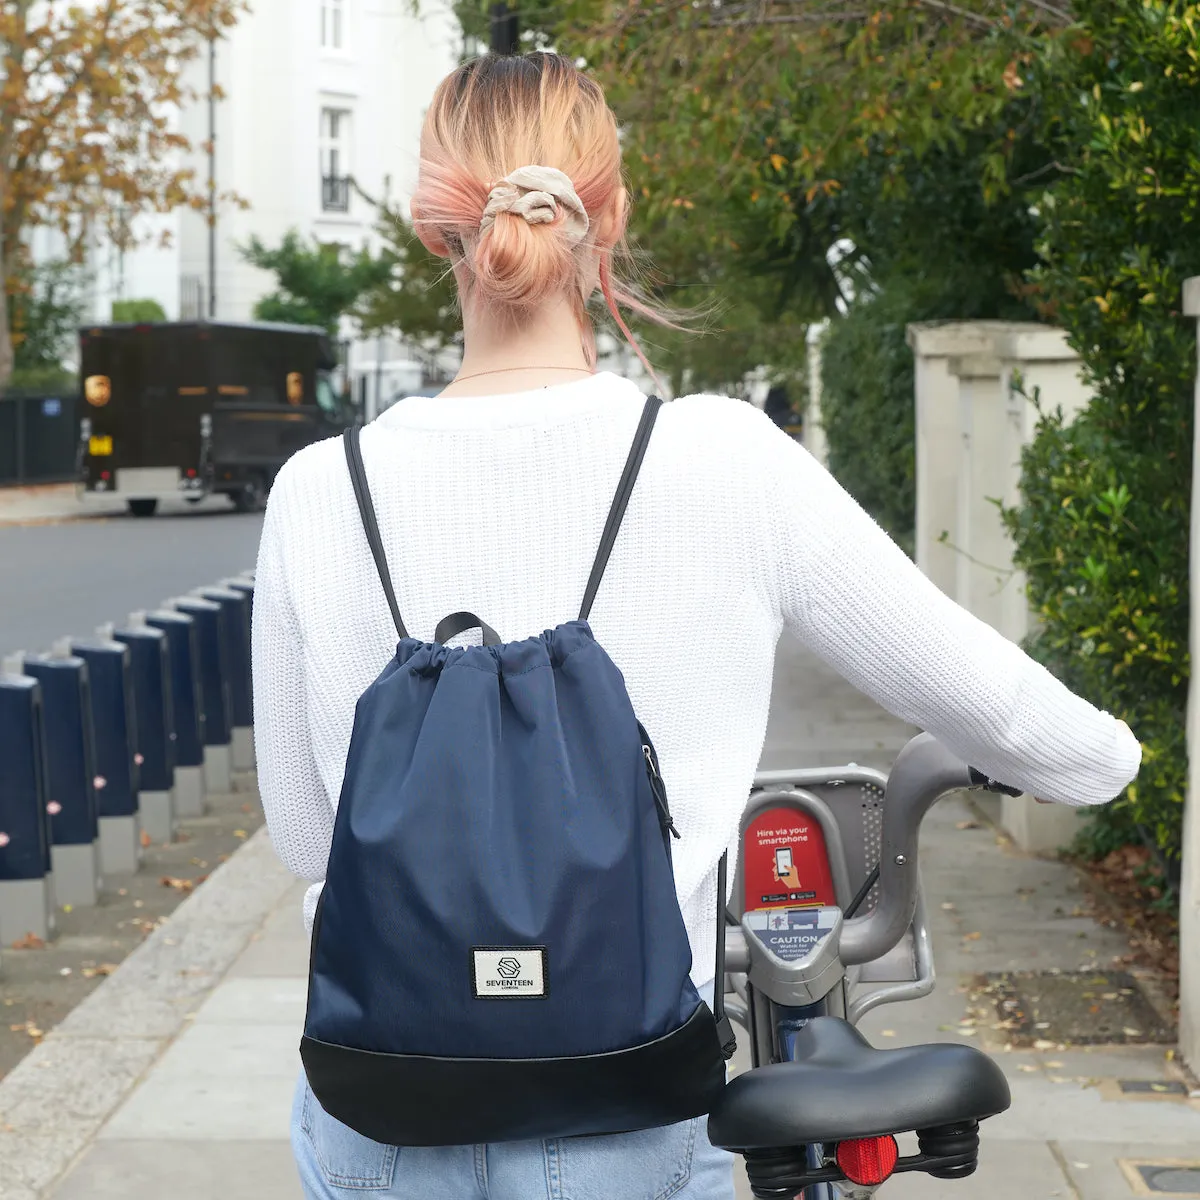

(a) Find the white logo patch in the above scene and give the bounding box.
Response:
[471,947,547,999]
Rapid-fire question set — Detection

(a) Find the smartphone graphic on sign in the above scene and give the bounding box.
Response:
[775,847,793,877]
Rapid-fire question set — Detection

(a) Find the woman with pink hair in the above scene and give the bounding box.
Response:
[252,51,1140,1200]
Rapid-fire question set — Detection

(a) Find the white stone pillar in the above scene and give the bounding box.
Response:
[908,323,997,600]
[805,321,829,467]
[911,321,1097,854]
[947,354,1010,633]
[1179,276,1200,1074]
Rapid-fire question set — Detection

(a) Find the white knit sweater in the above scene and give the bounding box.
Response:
[251,372,1141,987]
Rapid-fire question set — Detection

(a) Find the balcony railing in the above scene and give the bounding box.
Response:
[322,175,351,213]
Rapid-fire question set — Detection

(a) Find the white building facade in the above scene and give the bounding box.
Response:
[86,0,461,406]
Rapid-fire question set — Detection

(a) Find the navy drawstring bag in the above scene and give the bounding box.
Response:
[301,397,734,1146]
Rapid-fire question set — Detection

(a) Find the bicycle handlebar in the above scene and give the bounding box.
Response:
[838,733,976,966]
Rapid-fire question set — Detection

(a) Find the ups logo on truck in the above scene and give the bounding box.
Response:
[84,375,112,407]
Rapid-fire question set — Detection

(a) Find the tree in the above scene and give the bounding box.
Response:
[111,298,167,322]
[0,0,246,387]
[239,232,392,339]
[1001,0,1200,872]
[7,260,85,390]
[356,205,462,352]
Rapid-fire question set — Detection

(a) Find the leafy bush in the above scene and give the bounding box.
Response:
[111,298,166,323]
[818,292,916,555]
[1000,0,1200,870]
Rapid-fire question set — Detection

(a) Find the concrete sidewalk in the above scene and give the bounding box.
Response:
[0,484,230,526]
[2,636,1197,1199]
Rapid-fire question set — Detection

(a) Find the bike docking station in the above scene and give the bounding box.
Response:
[196,584,255,774]
[711,734,1018,1199]
[69,633,141,876]
[168,594,234,796]
[19,644,104,909]
[0,652,57,945]
[112,614,177,847]
[144,608,208,819]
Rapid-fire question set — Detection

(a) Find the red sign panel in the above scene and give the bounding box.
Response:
[743,806,836,911]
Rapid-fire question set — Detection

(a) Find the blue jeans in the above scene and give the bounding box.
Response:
[291,1074,736,1199]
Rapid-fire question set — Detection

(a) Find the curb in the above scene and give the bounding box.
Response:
[0,824,293,1199]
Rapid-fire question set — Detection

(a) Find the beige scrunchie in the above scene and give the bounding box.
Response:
[479,165,590,245]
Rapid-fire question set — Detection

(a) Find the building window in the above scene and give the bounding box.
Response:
[320,107,351,212]
[321,0,344,50]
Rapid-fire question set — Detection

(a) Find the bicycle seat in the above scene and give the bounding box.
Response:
[708,1017,1011,1150]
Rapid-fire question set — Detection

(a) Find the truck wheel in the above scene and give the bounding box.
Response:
[232,477,267,514]
[128,499,158,518]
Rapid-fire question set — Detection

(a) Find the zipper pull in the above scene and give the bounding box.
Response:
[643,745,682,839]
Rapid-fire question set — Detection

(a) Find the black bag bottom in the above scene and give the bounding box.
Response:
[300,1002,728,1146]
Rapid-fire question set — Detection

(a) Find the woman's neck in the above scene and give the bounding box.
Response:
[440,294,592,397]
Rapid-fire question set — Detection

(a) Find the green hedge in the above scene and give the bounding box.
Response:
[818,292,917,556]
[1000,0,1200,871]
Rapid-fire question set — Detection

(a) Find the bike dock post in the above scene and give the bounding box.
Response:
[144,609,208,819]
[170,596,233,795]
[197,585,254,774]
[71,635,141,875]
[0,658,56,943]
[113,614,176,847]
[21,645,103,907]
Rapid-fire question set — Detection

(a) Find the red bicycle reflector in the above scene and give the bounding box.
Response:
[836,1136,899,1185]
[186,468,196,478]
[100,471,111,481]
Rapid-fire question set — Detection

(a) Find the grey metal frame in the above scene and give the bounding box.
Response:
[728,734,974,1028]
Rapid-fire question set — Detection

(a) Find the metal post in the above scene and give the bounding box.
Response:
[489,3,518,53]
[1180,276,1200,1075]
[207,33,217,319]
[375,335,384,422]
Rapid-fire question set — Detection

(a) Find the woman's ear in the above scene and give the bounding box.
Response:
[594,186,628,248]
[410,199,453,258]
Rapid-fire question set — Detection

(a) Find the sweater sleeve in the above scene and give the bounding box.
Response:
[755,415,1141,806]
[251,468,335,886]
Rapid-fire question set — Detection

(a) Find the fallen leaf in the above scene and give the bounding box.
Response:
[160,876,195,893]
[880,1029,896,1038]
[1033,1039,1056,1051]
[62,904,73,914]
[80,964,118,979]
[941,902,956,911]
[1017,1064,1038,1073]
[1123,1028,1142,1037]
[1048,1075,1070,1084]
[59,967,72,977]
[956,820,981,830]
[140,830,152,847]
[233,829,248,840]
[1046,1060,1064,1069]
[11,933,45,950]
[963,932,982,941]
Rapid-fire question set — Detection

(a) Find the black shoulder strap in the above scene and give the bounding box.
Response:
[343,426,407,640]
[579,396,662,622]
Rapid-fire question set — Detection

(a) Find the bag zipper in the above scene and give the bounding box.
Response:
[640,730,681,840]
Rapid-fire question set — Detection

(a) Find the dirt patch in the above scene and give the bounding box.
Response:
[978,969,1174,1047]
[0,778,264,1082]
[1072,845,1180,1011]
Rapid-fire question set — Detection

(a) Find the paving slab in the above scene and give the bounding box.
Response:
[1058,1143,1200,1200]
[52,1139,301,1200]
